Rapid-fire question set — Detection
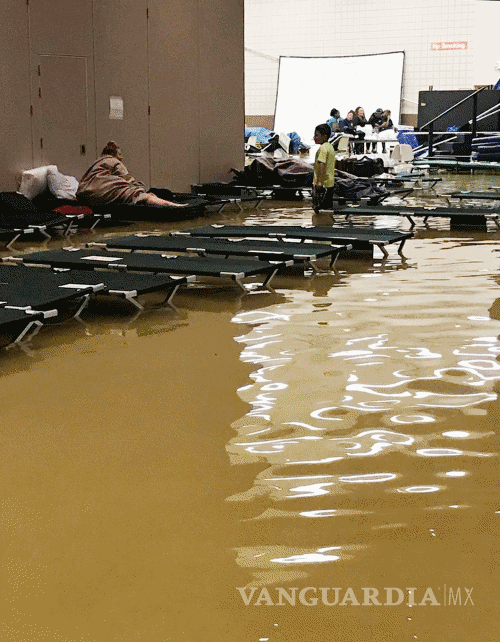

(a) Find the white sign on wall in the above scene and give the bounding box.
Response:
[109,96,124,120]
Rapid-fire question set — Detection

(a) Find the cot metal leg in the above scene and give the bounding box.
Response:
[491,216,500,229]
[378,244,389,259]
[306,259,318,273]
[405,215,415,228]
[74,294,91,319]
[125,293,144,310]
[398,239,407,256]
[262,268,279,290]
[6,233,21,250]
[108,289,144,311]
[30,225,51,239]
[164,283,181,305]
[329,251,340,269]
[14,319,43,344]
[234,277,247,293]
[64,219,76,236]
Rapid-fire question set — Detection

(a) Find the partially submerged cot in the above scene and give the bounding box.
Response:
[7,248,292,292]
[89,234,347,270]
[175,224,413,258]
[0,262,190,311]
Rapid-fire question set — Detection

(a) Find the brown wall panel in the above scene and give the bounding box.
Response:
[148,0,200,190]
[93,0,150,185]
[245,115,275,130]
[28,0,93,56]
[198,0,245,183]
[0,2,33,189]
[0,0,244,193]
[28,0,96,172]
[38,55,91,177]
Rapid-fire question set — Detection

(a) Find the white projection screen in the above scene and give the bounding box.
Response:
[274,52,405,143]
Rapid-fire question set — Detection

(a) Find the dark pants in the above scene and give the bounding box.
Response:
[312,185,335,213]
[354,131,366,155]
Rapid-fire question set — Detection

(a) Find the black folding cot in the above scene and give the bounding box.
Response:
[192,193,269,211]
[192,182,410,205]
[0,305,58,346]
[99,193,212,222]
[447,190,500,202]
[6,248,291,291]
[192,182,312,202]
[0,264,105,318]
[175,225,413,258]
[330,204,500,228]
[59,211,115,233]
[2,262,194,309]
[90,234,347,270]
[369,175,442,189]
[328,188,413,207]
[0,215,73,249]
[0,226,36,250]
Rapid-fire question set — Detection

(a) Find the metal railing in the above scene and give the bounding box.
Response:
[417,86,486,158]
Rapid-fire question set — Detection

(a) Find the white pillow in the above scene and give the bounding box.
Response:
[18,165,58,200]
[46,168,79,200]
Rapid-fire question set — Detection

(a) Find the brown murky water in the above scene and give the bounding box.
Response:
[1,172,500,641]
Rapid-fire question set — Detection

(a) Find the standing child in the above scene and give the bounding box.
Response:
[312,123,336,214]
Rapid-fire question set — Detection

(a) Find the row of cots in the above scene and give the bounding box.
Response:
[0,224,413,346]
[1,185,500,252]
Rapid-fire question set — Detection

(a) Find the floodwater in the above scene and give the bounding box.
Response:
[1,171,500,641]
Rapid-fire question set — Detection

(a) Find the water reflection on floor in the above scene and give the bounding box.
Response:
[0,173,500,641]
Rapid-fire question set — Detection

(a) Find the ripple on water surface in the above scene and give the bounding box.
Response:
[229,180,500,619]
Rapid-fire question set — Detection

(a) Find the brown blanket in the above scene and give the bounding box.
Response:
[76,155,149,207]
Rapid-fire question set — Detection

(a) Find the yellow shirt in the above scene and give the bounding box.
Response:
[313,142,336,187]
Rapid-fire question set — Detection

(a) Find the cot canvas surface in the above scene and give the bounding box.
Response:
[274,52,405,143]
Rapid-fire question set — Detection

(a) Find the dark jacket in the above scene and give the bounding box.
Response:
[368,112,385,129]
[352,114,368,128]
[339,118,356,134]
[379,118,394,132]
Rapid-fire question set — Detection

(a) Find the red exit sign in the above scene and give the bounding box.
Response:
[431,41,468,51]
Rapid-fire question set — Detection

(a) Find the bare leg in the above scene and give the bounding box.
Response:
[144,193,188,207]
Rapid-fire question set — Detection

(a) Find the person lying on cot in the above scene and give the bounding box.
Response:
[76,141,187,208]
[312,123,336,214]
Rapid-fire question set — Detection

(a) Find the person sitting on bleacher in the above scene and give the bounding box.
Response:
[326,109,341,134]
[377,110,396,153]
[339,110,365,154]
[368,108,385,152]
[339,110,356,135]
[77,141,187,208]
[352,107,368,153]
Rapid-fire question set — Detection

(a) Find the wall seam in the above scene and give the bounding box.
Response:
[26,0,34,168]
[146,0,152,187]
[91,0,98,156]
[197,0,201,185]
